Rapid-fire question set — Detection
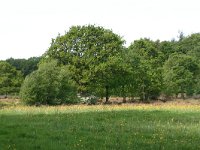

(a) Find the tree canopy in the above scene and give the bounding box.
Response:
[163,53,199,97]
[41,29,200,102]
[127,39,163,100]
[0,61,23,96]
[20,60,78,105]
[44,25,125,102]
[6,57,41,77]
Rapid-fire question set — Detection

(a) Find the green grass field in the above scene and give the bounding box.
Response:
[1,100,200,149]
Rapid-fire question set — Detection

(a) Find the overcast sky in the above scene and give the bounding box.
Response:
[0,0,200,60]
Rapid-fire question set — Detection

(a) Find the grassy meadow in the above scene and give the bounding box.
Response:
[1,99,200,149]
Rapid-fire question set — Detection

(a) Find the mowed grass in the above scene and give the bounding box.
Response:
[1,101,200,149]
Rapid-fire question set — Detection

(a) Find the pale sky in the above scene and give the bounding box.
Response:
[0,0,200,60]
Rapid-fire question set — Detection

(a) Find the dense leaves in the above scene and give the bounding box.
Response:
[0,61,23,96]
[127,39,163,100]
[1,25,200,103]
[42,28,200,102]
[6,57,41,77]
[20,60,79,105]
[163,54,199,97]
[44,25,125,101]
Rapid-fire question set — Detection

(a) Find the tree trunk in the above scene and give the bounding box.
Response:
[122,85,126,103]
[105,85,109,103]
[181,93,185,99]
[123,97,126,103]
[4,90,8,98]
[141,83,146,101]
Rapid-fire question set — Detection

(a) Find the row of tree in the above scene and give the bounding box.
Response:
[1,25,200,104]
[0,57,40,97]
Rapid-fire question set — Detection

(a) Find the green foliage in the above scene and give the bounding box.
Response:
[159,40,177,61]
[0,61,23,96]
[177,33,200,54]
[43,30,200,101]
[6,57,41,77]
[127,39,163,100]
[111,49,133,100]
[44,25,125,101]
[163,53,199,97]
[3,25,200,101]
[88,55,128,101]
[20,60,78,105]
[57,66,79,104]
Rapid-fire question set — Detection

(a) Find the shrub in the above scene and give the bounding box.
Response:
[20,60,79,105]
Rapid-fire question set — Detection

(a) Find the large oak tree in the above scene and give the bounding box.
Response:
[44,25,125,102]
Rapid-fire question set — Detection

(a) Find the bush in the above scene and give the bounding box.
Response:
[20,60,79,105]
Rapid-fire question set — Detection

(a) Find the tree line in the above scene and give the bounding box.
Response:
[0,57,40,97]
[0,25,200,104]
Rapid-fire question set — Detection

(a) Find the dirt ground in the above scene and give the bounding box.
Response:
[0,98,19,103]
[100,97,200,105]
[1,97,200,105]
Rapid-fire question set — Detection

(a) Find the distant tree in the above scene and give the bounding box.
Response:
[177,33,200,54]
[163,53,199,98]
[112,49,133,102]
[159,40,177,61]
[177,31,185,41]
[20,60,78,105]
[128,39,163,101]
[6,57,41,77]
[187,44,200,94]
[183,33,200,61]
[0,61,23,96]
